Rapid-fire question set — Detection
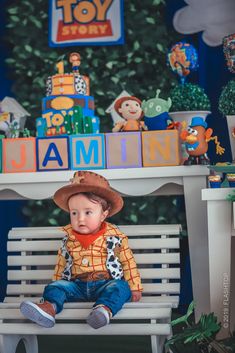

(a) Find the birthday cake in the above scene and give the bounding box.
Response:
[36,52,99,137]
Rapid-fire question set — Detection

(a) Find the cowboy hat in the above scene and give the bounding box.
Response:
[53,171,123,217]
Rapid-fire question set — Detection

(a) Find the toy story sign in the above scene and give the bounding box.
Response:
[49,0,124,47]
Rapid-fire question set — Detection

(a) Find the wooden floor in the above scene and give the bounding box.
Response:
[16,336,151,353]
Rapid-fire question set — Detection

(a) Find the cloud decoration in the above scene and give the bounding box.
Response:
[173,0,235,47]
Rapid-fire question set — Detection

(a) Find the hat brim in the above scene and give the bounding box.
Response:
[53,183,124,217]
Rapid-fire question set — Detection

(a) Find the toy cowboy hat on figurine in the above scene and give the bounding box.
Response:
[54,171,124,217]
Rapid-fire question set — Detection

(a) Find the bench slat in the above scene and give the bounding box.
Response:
[7,238,180,252]
[8,224,181,239]
[0,323,171,336]
[8,253,180,266]
[0,307,171,320]
[8,268,180,281]
[7,283,180,295]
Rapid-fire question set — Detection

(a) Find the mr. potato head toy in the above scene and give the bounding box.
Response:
[180,117,225,165]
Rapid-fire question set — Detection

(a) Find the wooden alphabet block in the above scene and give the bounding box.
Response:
[142,130,180,167]
[70,134,105,170]
[105,132,142,169]
[2,138,36,173]
[36,136,70,171]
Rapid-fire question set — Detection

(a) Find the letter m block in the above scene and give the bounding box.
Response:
[2,138,36,173]
[70,134,105,170]
[142,130,180,167]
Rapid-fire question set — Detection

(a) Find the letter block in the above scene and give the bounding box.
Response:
[142,130,180,167]
[105,132,142,169]
[36,136,70,171]
[2,138,36,173]
[70,134,105,170]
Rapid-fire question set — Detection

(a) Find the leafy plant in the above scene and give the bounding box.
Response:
[218,79,235,116]
[166,301,232,353]
[226,190,235,202]
[170,83,211,112]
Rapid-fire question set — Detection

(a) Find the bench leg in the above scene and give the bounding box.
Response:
[151,335,160,353]
[0,334,38,353]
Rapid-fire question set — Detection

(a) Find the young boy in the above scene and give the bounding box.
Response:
[20,171,143,329]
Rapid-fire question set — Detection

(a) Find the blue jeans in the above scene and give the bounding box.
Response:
[43,279,132,316]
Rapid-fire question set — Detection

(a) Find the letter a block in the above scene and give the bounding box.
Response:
[105,132,142,169]
[2,138,36,173]
[70,134,105,170]
[142,130,180,167]
[36,136,70,171]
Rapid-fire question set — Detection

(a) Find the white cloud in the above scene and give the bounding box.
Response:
[173,0,235,46]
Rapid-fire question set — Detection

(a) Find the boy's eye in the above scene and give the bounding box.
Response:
[86,211,92,215]
[71,211,77,216]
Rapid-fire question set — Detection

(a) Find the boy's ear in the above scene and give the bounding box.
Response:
[102,209,109,220]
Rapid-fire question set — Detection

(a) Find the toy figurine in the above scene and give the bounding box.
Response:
[180,117,225,165]
[142,89,173,130]
[112,96,147,132]
[69,52,81,73]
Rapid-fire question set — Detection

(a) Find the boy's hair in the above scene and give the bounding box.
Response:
[70,192,110,212]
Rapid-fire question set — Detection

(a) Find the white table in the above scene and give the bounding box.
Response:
[202,188,235,339]
[0,166,210,319]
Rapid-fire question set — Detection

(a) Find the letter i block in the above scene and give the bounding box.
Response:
[142,130,180,167]
[2,138,36,173]
[36,136,70,171]
[70,134,105,170]
[105,132,142,169]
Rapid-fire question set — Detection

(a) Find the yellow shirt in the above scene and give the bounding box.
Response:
[53,222,143,292]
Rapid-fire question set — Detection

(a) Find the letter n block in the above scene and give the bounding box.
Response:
[2,138,36,173]
[142,130,180,167]
[36,136,70,171]
[70,134,105,170]
[105,132,142,169]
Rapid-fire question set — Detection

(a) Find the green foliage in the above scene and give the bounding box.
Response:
[4,0,180,133]
[170,83,211,112]
[218,79,235,116]
[22,195,187,234]
[167,301,232,353]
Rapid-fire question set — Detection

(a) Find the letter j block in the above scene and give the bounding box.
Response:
[2,138,36,173]
[105,132,142,169]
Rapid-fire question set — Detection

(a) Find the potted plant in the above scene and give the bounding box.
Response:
[169,83,211,126]
[218,79,235,162]
[166,301,232,353]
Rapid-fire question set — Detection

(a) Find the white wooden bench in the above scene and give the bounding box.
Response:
[0,224,181,353]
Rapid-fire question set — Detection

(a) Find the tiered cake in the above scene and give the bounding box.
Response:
[36,53,99,137]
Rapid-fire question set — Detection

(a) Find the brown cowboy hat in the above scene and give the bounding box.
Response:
[53,171,123,217]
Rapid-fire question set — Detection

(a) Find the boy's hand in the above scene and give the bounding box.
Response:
[131,290,142,302]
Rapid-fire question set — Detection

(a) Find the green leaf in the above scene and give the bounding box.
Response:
[146,17,155,24]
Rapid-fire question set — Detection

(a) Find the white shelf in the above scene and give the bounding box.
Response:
[0,166,209,200]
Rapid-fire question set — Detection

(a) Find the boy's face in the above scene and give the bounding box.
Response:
[68,194,108,234]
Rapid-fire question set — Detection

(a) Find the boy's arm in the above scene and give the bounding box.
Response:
[119,236,143,293]
[52,248,66,281]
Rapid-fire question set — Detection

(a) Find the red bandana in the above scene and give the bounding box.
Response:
[72,222,107,249]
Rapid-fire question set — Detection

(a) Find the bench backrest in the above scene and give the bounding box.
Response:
[6,224,181,306]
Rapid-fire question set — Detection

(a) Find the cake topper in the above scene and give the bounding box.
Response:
[69,52,81,73]
[112,96,147,132]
